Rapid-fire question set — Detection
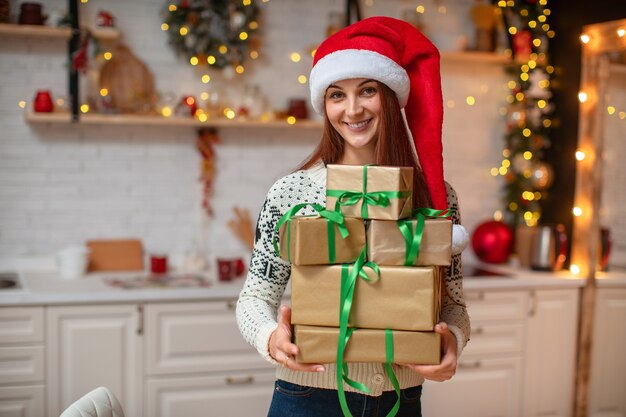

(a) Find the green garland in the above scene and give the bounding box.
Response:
[163,0,260,69]
[498,0,555,228]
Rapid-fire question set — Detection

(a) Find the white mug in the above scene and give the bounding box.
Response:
[57,246,90,280]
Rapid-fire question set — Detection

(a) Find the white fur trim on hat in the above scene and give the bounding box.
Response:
[309,49,410,114]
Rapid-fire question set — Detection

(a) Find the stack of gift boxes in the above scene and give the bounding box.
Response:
[276,164,452,368]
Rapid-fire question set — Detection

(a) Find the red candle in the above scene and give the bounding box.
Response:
[150,254,168,274]
[33,90,54,113]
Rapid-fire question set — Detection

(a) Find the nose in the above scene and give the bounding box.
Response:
[346,96,364,118]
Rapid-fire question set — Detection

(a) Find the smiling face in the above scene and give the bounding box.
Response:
[324,78,381,164]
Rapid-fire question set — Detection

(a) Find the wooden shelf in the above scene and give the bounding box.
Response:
[84,26,121,41]
[0,23,72,39]
[24,111,324,129]
[441,51,511,65]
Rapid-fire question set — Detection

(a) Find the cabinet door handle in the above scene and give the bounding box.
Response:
[528,290,537,317]
[226,300,237,310]
[458,360,481,370]
[226,375,255,385]
[137,305,144,335]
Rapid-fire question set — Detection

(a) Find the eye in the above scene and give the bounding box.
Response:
[327,90,344,100]
[361,86,377,96]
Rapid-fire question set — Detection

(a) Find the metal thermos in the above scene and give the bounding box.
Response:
[530,224,568,271]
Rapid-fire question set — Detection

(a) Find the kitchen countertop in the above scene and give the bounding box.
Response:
[5,259,624,306]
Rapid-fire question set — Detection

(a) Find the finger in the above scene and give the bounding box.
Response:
[434,322,449,334]
[276,307,297,355]
[288,360,326,373]
[280,305,291,323]
[271,348,320,372]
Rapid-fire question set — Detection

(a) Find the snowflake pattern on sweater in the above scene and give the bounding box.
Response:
[236,162,471,394]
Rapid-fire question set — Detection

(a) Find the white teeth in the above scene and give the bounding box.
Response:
[346,120,370,128]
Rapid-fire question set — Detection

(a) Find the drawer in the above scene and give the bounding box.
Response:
[0,385,45,417]
[0,346,45,384]
[0,307,44,344]
[422,356,523,417]
[145,370,276,417]
[462,322,525,357]
[145,301,273,376]
[465,290,528,322]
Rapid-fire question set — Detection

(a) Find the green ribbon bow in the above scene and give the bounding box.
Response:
[335,249,401,417]
[327,165,411,218]
[273,203,349,264]
[396,208,453,266]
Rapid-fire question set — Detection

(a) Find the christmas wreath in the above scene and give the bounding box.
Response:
[163,0,260,69]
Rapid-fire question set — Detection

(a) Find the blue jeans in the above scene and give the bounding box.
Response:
[267,380,422,417]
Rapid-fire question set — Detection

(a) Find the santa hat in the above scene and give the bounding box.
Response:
[309,16,446,210]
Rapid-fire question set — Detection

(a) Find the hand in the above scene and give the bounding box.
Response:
[404,322,458,382]
[268,306,325,372]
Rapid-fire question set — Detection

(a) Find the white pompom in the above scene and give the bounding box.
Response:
[452,224,469,255]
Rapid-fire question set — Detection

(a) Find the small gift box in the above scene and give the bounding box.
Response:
[326,164,413,220]
[294,325,441,365]
[291,264,441,331]
[279,216,365,265]
[367,218,452,266]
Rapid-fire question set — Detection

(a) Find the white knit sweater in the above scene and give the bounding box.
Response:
[236,161,471,396]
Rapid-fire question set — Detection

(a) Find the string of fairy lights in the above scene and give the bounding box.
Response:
[489,0,555,230]
[570,23,626,276]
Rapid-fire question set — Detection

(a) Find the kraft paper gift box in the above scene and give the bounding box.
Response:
[367,218,452,266]
[326,164,413,220]
[294,325,441,365]
[291,265,441,331]
[278,216,365,265]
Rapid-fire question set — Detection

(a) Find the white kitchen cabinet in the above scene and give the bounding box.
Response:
[144,301,275,417]
[423,287,580,417]
[423,290,527,417]
[0,386,45,417]
[588,288,626,417]
[524,289,579,417]
[45,305,142,417]
[422,356,523,417]
[0,307,45,417]
[145,371,275,417]
[145,301,272,375]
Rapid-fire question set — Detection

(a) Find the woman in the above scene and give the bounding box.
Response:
[237,16,470,417]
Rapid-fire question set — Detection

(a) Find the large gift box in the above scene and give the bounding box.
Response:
[367,218,452,266]
[278,216,365,265]
[291,264,441,331]
[326,164,413,220]
[295,325,441,365]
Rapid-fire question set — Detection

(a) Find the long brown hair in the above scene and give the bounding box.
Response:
[298,81,432,209]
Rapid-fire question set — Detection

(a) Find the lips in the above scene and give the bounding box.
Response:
[344,119,371,129]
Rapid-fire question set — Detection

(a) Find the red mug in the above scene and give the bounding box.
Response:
[33,90,54,113]
[217,257,246,281]
[150,254,168,274]
[217,258,234,282]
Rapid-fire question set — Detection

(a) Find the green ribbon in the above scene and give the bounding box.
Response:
[336,248,382,417]
[396,208,453,266]
[383,329,401,417]
[273,203,348,263]
[327,165,410,218]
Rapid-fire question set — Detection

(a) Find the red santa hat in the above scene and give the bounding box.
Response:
[309,16,447,210]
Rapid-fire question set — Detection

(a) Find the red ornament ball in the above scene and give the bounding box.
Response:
[471,220,514,264]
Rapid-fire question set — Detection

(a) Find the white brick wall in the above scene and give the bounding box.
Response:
[0,0,506,265]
